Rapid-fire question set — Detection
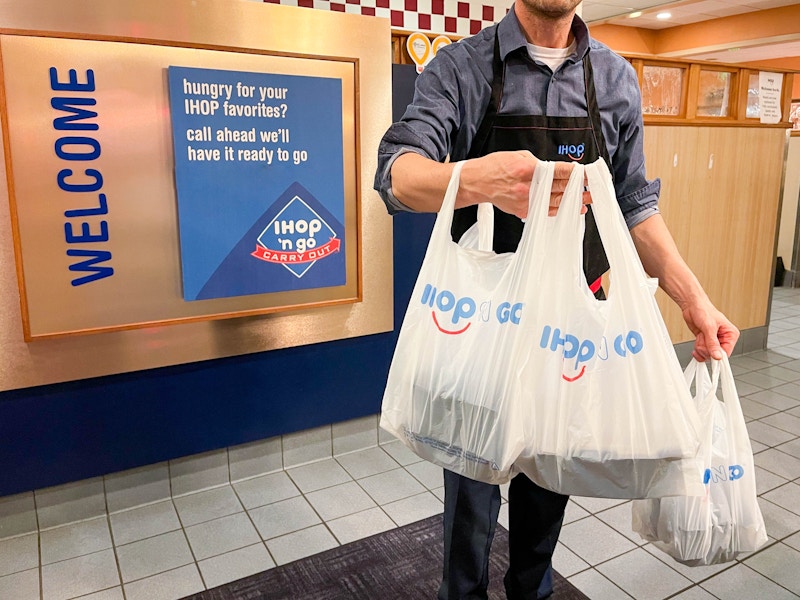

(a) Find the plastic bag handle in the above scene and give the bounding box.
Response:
[584,160,653,298]
[476,202,494,252]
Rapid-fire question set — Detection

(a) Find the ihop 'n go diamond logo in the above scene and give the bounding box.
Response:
[253,195,340,278]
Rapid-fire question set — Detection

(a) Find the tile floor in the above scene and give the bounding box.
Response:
[3,288,800,600]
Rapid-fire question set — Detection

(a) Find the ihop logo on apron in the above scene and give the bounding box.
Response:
[556,143,586,161]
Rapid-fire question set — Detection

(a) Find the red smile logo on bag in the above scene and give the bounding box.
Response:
[421,284,476,335]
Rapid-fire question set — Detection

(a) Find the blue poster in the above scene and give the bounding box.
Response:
[167,66,346,301]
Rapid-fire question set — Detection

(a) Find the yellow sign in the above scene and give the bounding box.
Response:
[406,32,453,73]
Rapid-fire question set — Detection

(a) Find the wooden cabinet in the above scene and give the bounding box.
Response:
[643,126,786,342]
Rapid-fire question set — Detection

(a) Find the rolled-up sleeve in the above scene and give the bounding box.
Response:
[373,42,491,215]
[596,52,661,229]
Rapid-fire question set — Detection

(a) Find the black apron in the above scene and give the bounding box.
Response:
[452,33,610,292]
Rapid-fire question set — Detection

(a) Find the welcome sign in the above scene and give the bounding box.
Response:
[1,35,360,339]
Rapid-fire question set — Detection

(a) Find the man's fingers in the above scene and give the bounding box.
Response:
[552,160,575,179]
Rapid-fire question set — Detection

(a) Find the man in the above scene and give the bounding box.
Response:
[374,1,739,598]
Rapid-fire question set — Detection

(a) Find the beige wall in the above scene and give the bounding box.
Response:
[777,135,800,273]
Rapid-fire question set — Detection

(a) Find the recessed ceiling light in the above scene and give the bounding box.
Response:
[628,11,642,18]
[656,11,672,19]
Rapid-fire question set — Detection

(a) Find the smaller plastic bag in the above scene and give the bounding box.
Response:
[631,355,769,565]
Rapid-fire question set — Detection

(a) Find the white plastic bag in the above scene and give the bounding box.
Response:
[514,159,704,498]
[380,161,557,484]
[631,356,769,565]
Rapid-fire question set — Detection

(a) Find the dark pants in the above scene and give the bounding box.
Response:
[438,470,569,600]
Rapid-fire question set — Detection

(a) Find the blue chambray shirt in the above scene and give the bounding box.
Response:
[374,6,660,229]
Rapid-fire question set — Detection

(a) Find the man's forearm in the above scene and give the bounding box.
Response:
[390,152,458,212]
[630,214,708,311]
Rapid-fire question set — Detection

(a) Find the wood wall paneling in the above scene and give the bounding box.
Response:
[645,126,785,342]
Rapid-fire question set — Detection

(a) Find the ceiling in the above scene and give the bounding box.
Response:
[581,0,800,65]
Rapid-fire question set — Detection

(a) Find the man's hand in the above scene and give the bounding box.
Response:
[457,151,590,218]
[631,215,740,362]
[390,150,590,216]
[681,300,740,361]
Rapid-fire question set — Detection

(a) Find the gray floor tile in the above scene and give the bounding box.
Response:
[747,420,797,447]
[0,567,39,600]
[571,496,627,514]
[184,512,261,561]
[116,530,193,583]
[758,498,800,540]
[568,569,634,599]
[785,531,800,551]
[564,500,591,524]
[122,564,204,600]
[379,441,424,466]
[197,543,274,589]
[594,502,644,545]
[763,482,800,516]
[0,493,37,540]
[286,459,352,493]
[335,446,400,480]
[744,541,800,594]
[756,364,800,382]
[0,532,38,577]
[552,542,590,578]
[762,412,800,436]
[642,543,733,583]
[381,491,443,527]
[751,439,770,454]
[498,503,509,530]
[305,481,376,522]
[405,460,445,490]
[738,370,788,390]
[173,486,244,527]
[767,344,800,360]
[40,516,112,565]
[35,479,106,531]
[327,507,396,545]
[754,448,800,480]
[109,501,182,546]
[756,465,790,495]
[78,588,125,600]
[248,496,320,540]
[357,468,426,506]
[559,516,637,566]
[747,388,800,411]
[41,549,120,600]
[596,547,692,600]
[265,524,338,566]
[669,587,719,600]
[732,380,765,396]
[740,397,781,420]
[745,350,795,366]
[767,382,800,406]
[701,563,799,600]
[730,356,772,373]
[232,471,300,510]
[776,438,800,460]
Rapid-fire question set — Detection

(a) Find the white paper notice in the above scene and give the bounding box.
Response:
[759,71,783,124]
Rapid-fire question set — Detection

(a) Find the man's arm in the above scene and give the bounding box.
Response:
[391,151,588,217]
[630,214,739,360]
